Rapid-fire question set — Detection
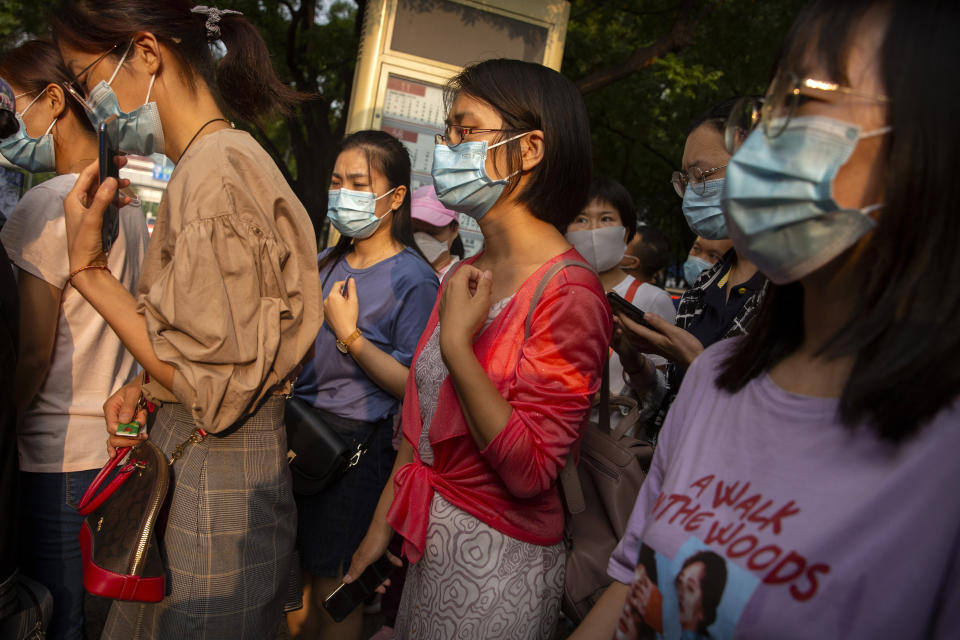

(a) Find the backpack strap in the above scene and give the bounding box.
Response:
[522,259,606,517]
[624,277,641,303]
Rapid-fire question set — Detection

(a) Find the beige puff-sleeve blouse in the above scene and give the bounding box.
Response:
[137,128,322,432]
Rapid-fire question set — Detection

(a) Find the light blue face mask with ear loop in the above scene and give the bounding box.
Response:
[723,115,890,284]
[82,40,165,156]
[0,89,58,173]
[327,187,397,239]
[431,131,529,220]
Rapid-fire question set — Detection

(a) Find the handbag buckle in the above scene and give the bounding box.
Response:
[347,443,366,468]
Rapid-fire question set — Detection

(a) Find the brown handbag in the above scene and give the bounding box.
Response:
[558,365,654,623]
[523,260,655,623]
[77,440,170,602]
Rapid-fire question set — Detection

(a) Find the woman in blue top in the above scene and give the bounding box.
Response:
[288,130,438,640]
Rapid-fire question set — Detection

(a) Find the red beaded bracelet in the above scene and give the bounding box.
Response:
[68,263,111,284]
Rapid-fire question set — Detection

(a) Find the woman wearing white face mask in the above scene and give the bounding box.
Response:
[287,130,438,640]
[565,176,676,396]
[0,39,148,640]
[410,184,464,280]
[54,2,323,637]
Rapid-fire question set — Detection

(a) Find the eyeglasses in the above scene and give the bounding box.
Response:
[724,71,889,154]
[66,43,121,100]
[434,124,519,147]
[671,164,727,198]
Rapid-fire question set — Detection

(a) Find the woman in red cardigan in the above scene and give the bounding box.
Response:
[344,59,612,639]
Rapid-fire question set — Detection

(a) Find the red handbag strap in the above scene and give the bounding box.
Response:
[77,447,133,515]
[625,277,641,302]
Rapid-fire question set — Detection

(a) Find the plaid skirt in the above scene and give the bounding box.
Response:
[102,396,296,639]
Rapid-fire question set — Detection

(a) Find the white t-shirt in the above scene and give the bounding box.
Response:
[1,173,148,472]
[610,275,676,394]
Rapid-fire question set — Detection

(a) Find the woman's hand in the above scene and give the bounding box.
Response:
[615,312,704,368]
[342,526,403,594]
[324,278,360,343]
[103,374,147,458]
[63,158,131,272]
[439,265,492,357]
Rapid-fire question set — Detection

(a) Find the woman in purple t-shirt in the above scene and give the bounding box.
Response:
[288,130,438,640]
[574,1,960,638]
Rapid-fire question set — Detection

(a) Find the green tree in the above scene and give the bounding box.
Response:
[2,0,804,257]
[564,0,806,261]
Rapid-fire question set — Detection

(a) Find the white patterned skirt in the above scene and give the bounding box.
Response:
[394,493,564,640]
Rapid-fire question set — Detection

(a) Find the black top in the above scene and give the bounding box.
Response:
[686,257,766,349]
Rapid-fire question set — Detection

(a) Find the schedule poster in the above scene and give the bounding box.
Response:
[380,74,483,257]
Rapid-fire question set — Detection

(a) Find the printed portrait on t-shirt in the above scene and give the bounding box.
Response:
[616,537,758,640]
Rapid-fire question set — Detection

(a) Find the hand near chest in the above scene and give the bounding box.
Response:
[439,264,493,357]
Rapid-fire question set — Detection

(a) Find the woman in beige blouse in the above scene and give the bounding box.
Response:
[53,2,321,638]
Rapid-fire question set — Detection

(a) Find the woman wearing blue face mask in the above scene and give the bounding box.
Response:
[0,40,148,640]
[576,1,960,638]
[53,2,323,637]
[613,99,769,438]
[345,59,611,640]
[287,130,438,640]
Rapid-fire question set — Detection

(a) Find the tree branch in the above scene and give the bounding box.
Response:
[575,0,717,95]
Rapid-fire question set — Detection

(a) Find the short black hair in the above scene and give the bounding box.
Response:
[631,224,672,281]
[586,176,638,242]
[446,59,592,231]
[717,0,960,441]
[685,96,742,138]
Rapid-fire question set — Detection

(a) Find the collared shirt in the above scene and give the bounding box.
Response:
[653,250,769,439]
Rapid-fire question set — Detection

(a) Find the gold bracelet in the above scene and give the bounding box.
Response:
[336,327,362,354]
[69,263,111,284]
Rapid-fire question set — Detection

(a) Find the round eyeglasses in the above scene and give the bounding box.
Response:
[671,164,726,198]
[723,71,889,154]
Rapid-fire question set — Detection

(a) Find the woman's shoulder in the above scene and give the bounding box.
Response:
[1,174,77,244]
[391,248,440,283]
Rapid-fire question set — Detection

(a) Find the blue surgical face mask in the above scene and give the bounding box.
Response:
[431,131,529,220]
[0,90,57,173]
[84,41,165,156]
[683,255,713,286]
[723,115,889,284]
[682,177,728,240]
[327,187,397,239]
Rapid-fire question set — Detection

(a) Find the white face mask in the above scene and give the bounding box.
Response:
[413,231,449,265]
[565,226,627,272]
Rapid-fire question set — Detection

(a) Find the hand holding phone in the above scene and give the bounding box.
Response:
[606,291,651,328]
[98,117,121,252]
[323,554,398,623]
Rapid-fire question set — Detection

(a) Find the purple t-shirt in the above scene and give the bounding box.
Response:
[296,247,438,422]
[608,340,960,639]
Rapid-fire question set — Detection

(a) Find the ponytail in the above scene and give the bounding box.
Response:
[51,1,303,125]
[216,14,303,123]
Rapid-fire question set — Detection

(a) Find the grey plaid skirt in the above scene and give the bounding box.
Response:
[102,396,296,639]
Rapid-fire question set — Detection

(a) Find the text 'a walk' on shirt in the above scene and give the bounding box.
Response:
[138,128,322,432]
[295,247,439,423]
[608,340,960,640]
[1,173,148,472]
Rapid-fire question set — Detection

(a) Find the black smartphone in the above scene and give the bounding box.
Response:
[606,291,651,328]
[98,117,120,253]
[322,554,397,623]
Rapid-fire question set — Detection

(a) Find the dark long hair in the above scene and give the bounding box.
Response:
[0,39,93,133]
[318,130,424,272]
[445,59,592,230]
[50,0,303,125]
[716,0,960,441]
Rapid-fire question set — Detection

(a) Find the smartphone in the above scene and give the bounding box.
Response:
[322,554,397,623]
[98,117,120,253]
[606,291,651,328]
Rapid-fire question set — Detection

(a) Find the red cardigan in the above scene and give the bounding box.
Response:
[387,249,613,563]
